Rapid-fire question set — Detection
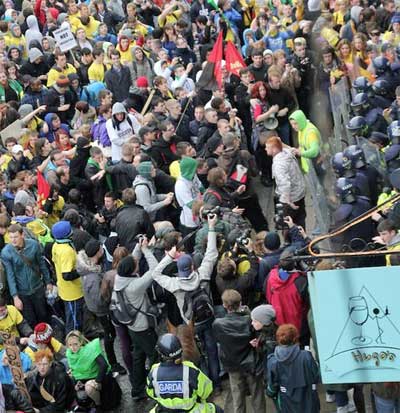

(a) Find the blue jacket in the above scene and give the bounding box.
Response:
[1,238,51,297]
[264,30,293,55]
[0,350,31,385]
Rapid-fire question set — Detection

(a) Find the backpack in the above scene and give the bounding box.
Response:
[109,288,140,326]
[182,285,214,326]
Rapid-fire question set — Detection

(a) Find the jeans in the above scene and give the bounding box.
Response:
[375,395,400,413]
[20,287,49,328]
[128,328,158,397]
[195,323,220,388]
[64,297,84,333]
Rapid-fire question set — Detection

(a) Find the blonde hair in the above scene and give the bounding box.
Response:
[65,330,89,346]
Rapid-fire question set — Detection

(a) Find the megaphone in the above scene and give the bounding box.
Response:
[263,114,279,130]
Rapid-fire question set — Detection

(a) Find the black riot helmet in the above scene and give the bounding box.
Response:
[156,334,183,361]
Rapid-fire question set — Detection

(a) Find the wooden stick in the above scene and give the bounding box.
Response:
[141,89,156,116]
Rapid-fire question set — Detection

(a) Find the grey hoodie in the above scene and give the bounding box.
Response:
[274,344,301,363]
[151,231,218,323]
[132,175,167,222]
[25,16,43,49]
[76,250,109,316]
[112,245,158,332]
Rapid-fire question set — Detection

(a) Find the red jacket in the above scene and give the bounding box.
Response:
[266,267,308,332]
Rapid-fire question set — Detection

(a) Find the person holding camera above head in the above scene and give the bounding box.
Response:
[192,202,232,256]
[151,214,221,394]
[213,289,266,413]
[217,228,259,307]
[265,247,310,348]
[111,235,159,402]
[147,333,223,413]
[266,135,306,229]
[258,216,309,293]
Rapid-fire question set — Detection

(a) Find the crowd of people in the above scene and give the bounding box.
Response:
[0,0,398,411]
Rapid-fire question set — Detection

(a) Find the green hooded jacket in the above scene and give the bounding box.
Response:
[289,110,321,173]
[180,157,198,181]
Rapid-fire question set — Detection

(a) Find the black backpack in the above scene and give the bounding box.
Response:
[183,285,214,326]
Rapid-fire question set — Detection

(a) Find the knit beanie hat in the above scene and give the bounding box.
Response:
[264,232,281,251]
[251,305,276,326]
[28,47,43,63]
[117,256,135,277]
[34,323,53,344]
[56,75,70,87]
[18,104,33,118]
[137,161,153,179]
[84,239,101,258]
[51,220,72,240]
[136,76,149,88]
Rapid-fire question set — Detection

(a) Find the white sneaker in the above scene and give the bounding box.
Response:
[337,406,349,413]
[347,402,357,412]
[326,393,336,403]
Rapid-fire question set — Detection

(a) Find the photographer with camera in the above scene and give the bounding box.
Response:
[217,228,259,307]
[258,216,310,293]
[150,213,221,393]
[266,135,306,229]
[192,202,233,256]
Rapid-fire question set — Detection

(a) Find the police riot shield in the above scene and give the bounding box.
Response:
[329,78,352,153]
[304,160,331,237]
[356,136,387,177]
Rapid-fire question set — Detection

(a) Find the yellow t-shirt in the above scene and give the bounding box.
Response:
[47,64,77,87]
[157,9,182,28]
[52,242,83,302]
[0,306,23,348]
[116,44,134,65]
[75,17,100,39]
[69,12,81,33]
[88,61,107,83]
[333,10,345,27]
[24,337,63,361]
[382,31,400,46]
[0,154,12,171]
[132,23,149,37]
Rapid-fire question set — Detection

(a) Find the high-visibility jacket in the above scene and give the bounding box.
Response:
[147,360,217,412]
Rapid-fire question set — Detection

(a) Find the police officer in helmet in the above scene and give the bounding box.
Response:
[332,151,371,200]
[333,178,383,267]
[350,93,388,134]
[147,334,223,413]
[343,145,382,205]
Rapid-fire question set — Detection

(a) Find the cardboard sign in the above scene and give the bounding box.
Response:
[309,266,400,384]
[0,119,25,145]
[53,27,77,52]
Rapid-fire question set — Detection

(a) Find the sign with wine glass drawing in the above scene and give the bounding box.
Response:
[308,266,400,384]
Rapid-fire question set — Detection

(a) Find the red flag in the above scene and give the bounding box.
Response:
[197,31,224,90]
[224,41,246,77]
[37,170,50,209]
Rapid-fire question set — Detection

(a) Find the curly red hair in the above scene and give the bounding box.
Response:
[251,81,268,100]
